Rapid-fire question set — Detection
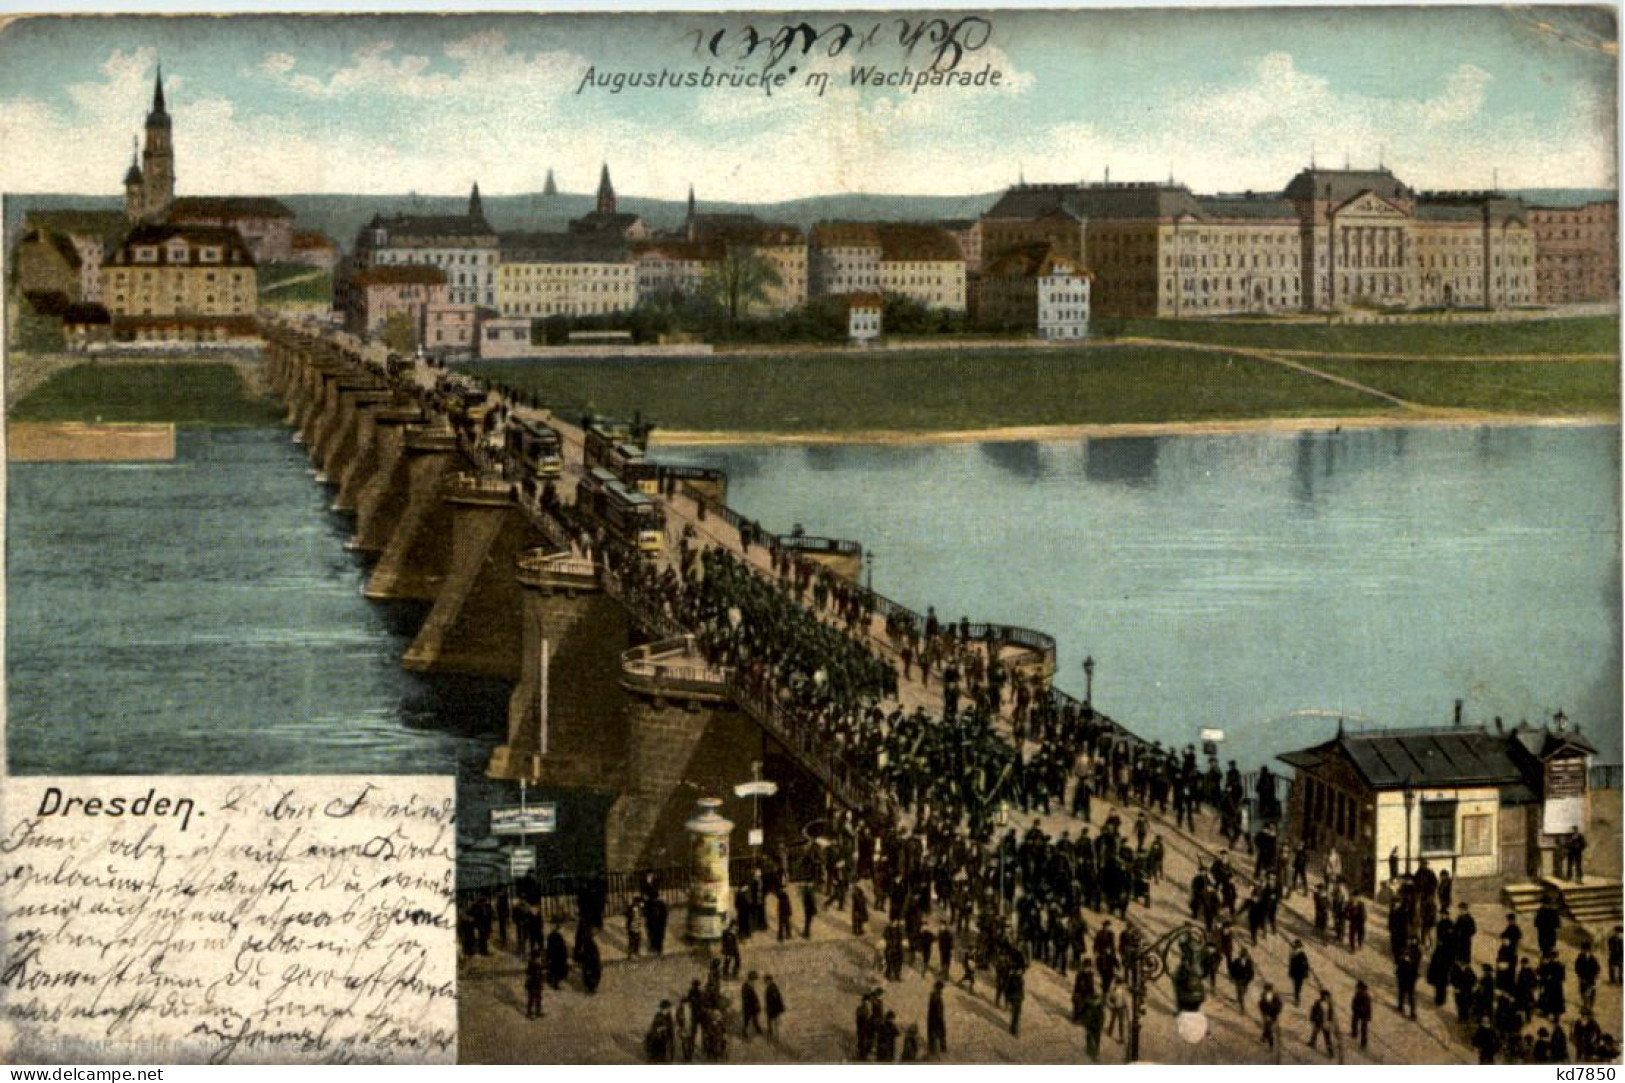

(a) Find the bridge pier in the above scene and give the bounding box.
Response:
[364,425,460,601]
[401,473,544,679]
[348,407,422,553]
[606,692,762,872]
[489,554,635,794]
[328,388,396,511]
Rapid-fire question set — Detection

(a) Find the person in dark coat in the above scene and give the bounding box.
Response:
[1428,923,1456,1006]
[1535,899,1563,957]
[741,971,764,1038]
[1007,966,1026,1036]
[1259,982,1284,1049]
[579,930,602,994]
[875,1009,901,1062]
[524,952,545,1019]
[1351,980,1372,1048]
[765,974,786,1036]
[1538,953,1567,1020]
[852,885,869,936]
[776,888,794,942]
[646,896,669,956]
[1288,941,1310,1006]
[938,924,955,976]
[646,1001,675,1062]
[1455,904,1478,967]
[1396,938,1421,1019]
[801,882,818,938]
[927,980,948,1056]
[722,921,743,978]
[546,925,570,989]
[1228,948,1256,1015]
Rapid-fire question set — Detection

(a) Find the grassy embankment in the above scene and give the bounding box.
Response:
[258,261,334,306]
[1096,314,1620,356]
[470,346,1390,434]
[10,361,283,427]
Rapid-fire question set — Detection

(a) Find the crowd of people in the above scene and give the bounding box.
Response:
[444,384,1623,1066]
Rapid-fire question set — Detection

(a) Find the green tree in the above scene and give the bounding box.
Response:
[381,311,418,354]
[702,248,782,332]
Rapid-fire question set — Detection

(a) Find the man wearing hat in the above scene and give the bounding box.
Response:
[1288,940,1310,1006]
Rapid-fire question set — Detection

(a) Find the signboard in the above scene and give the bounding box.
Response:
[510,847,536,876]
[1546,758,1587,800]
[748,828,765,847]
[491,804,557,836]
[1200,728,1225,743]
[1543,796,1586,837]
[734,780,779,798]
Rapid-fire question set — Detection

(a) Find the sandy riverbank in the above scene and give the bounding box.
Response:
[651,411,1620,447]
[8,421,177,461]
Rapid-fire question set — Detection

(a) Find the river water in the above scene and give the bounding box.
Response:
[7,423,1619,881]
[658,424,1623,769]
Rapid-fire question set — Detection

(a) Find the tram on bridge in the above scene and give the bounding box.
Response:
[503,416,563,479]
[583,418,659,493]
[579,467,664,555]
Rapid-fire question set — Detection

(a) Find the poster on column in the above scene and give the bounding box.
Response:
[1,1,1620,1070]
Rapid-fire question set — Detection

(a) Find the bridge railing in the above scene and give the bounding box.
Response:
[620,637,732,693]
[723,674,880,812]
[774,535,864,558]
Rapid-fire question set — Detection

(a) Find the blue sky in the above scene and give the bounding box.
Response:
[0,8,1615,200]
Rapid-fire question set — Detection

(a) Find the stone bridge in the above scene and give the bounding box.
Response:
[261,318,1065,871]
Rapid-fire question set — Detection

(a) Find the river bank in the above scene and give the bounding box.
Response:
[7,421,177,461]
[651,410,1620,447]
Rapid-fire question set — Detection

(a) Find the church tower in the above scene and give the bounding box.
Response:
[123,137,145,222]
[140,67,175,221]
[687,184,696,223]
[468,181,485,221]
[543,169,558,197]
[595,164,616,216]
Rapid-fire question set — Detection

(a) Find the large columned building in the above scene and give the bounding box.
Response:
[982,166,1539,317]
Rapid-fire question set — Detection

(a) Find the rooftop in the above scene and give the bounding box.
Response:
[172,195,296,220]
[1279,726,1527,790]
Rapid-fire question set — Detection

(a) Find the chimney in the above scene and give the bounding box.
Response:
[1494,715,1504,734]
[1453,699,1463,727]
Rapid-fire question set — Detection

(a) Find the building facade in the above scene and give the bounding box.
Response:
[810,222,967,311]
[631,238,724,306]
[1531,201,1619,304]
[102,222,257,338]
[496,232,637,318]
[169,197,296,264]
[689,215,808,314]
[347,186,498,308]
[983,167,1542,317]
[981,243,1091,338]
[343,264,447,339]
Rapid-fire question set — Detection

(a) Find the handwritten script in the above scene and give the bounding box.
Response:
[689,16,994,72]
[0,777,456,1064]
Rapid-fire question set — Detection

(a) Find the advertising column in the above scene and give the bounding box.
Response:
[685,797,733,941]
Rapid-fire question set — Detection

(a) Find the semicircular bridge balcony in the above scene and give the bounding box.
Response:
[515,546,601,592]
[619,636,733,704]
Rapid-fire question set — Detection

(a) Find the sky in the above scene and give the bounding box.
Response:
[0,7,1616,201]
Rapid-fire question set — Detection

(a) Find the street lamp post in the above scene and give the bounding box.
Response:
[1083,655,1095,708]
[865,550,874,592]
[996,800,1010,916]
[1402,778,1416,880]
[1124,921,1212,1064]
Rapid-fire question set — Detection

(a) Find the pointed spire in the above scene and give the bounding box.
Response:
[123,135,143,186]
[595,163,616,215]
[687,183,696,222]
[543,168,557,197]
[152,64,167,115]
[468,181,484,220]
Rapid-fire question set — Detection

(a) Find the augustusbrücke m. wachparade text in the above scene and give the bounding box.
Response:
[575,63,1004,95]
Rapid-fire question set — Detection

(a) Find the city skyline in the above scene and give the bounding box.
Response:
[0,8,1617,201]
